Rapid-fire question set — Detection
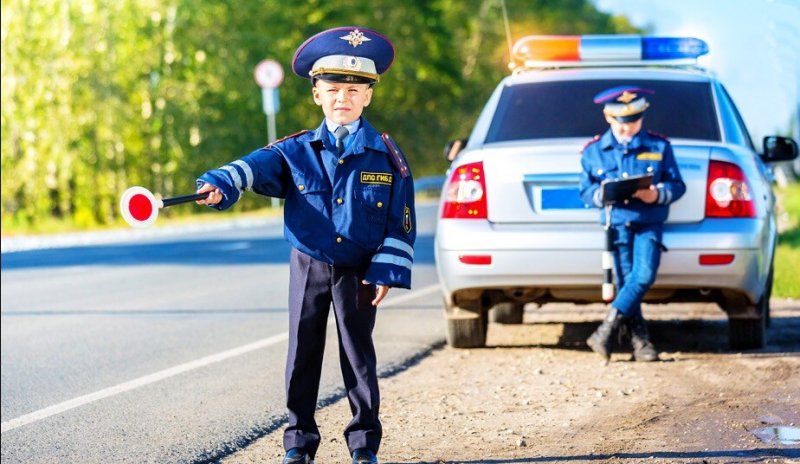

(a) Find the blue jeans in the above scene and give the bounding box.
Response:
[611,223,663,318]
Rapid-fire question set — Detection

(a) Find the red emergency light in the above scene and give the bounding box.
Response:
[119,186,209,228]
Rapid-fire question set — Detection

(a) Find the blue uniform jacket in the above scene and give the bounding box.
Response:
[197,118,416,289]
[579,129,685,226]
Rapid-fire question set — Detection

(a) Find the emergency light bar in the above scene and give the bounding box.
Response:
[510,35,709,71]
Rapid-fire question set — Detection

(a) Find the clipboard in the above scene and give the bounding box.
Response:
[600,174,653,205]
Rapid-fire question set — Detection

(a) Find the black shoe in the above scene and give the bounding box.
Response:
[352,448,378,464]
[628,315,659,362]
[586,308,623,362]
[282,448,313,464]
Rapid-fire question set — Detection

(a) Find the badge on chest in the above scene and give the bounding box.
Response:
[636,152,662,161]
[360,171,393,185]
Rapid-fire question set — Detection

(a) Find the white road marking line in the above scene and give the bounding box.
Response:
[1,283,441,433]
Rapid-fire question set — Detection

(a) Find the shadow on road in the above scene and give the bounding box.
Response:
[486,315,800,355]
[381,447,800,463]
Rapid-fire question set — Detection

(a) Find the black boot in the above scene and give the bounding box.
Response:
[629,315,659,362]
[586,308,623,362]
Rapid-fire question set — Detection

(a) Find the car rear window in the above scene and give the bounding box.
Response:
[486,79,720,142]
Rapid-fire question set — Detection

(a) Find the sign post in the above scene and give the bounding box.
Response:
[254,59,284,208]
[254,59,284,141]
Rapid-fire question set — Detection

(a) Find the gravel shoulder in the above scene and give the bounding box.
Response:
[224,301,800,464]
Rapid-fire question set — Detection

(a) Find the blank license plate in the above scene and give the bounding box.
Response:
[540,187,586,210]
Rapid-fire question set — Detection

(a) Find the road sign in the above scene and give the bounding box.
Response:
[254,59,284,89]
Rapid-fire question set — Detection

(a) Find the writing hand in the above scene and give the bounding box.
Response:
[633,185,658,204]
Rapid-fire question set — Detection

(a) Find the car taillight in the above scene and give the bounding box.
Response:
[699,254,735,265]
[441,161,488,219]
[705,160,755,218]
[458,255,492,265]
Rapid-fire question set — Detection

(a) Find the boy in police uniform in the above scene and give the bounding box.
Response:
[579,86,685,363]
[196,27,415,464]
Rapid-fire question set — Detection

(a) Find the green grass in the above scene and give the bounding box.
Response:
[774,181,800,298]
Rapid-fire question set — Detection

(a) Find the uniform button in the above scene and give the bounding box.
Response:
[298,184,305,191]
[336,198,343,205]
[338,159,344,165]
[622,172,628,178]
[376,201,383,208]
[336,237,343,243]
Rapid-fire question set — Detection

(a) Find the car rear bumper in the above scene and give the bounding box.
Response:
[435,218,771,306]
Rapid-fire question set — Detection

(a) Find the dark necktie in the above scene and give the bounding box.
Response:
[334,126,349,155]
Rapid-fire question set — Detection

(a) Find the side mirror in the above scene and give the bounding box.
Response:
[761,136,798,162]
[444,138,467,162]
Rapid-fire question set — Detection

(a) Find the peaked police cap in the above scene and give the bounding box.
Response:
[292,27,395,84]
[594,86,655,122]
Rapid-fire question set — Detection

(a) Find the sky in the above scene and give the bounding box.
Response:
[593,0,800,143]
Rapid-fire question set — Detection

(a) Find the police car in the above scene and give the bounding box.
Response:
[434,35,798,349]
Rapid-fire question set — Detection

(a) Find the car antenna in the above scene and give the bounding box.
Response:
[500,0,514,61]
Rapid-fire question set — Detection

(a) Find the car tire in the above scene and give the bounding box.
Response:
[728,316,766,350]
[763,264,773,328]
[727,261,772,350]
[445,309,488,348]
[489,302,525,324]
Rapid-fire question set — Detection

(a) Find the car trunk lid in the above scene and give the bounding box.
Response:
[481,141,709,224]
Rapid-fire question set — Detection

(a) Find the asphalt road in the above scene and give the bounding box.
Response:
[0,202,443,463]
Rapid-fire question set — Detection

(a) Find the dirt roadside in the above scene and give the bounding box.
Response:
[223,301,800,464]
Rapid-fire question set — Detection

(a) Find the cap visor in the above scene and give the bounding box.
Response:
[313,73,376,84]
[612,112,645,123]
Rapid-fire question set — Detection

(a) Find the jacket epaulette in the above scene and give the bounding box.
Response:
[646,130,670,141]
[581,135,601,153]
[381,133,410,178]
[266,130,311,148]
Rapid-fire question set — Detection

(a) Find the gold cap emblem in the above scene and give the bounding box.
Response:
[616,91,638,103]
[340,29,371,47]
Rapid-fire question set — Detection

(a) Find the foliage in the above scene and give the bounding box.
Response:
[774,181,800,298]
[1,0,637,232]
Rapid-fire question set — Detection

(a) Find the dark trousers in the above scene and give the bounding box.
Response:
[283,248,382,457]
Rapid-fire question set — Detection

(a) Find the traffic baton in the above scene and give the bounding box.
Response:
[119,186,209,228]
[602,204,615,302]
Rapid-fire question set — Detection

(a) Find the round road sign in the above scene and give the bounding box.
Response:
[254,59,284,89]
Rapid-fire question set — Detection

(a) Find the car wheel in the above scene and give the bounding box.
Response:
[445,309,488,348]
[763,265,773,328]
[727,262,772,350]
[728,316,765,350]
[489,302,525,324]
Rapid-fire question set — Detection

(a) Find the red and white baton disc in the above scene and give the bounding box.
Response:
[120,186,163,228]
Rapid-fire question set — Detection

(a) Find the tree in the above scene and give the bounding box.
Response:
[1,0,637,231]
